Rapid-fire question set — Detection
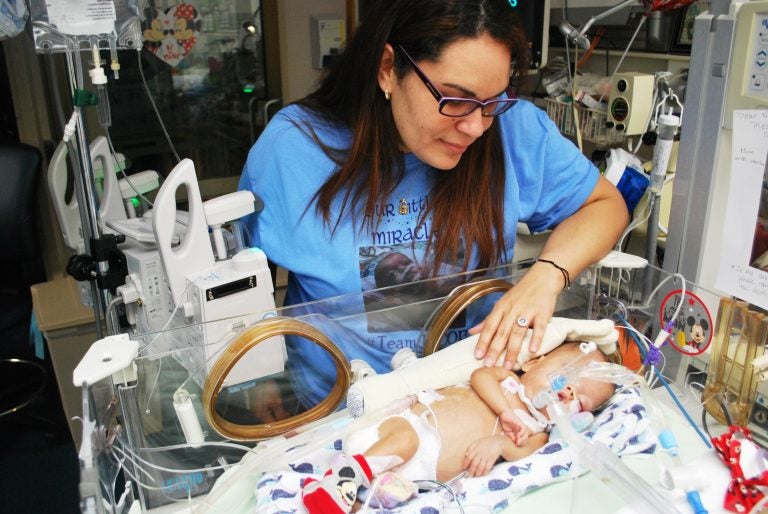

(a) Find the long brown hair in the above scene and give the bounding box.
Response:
[297,0,529,272]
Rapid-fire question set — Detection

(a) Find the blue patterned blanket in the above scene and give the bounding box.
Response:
[250,387,655,513]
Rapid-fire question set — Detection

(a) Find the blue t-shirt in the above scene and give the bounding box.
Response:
[238,100,598,406]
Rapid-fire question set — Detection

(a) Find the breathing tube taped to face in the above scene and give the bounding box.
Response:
[543,359,681,454]
[552,357,711,514]
[539,360,683,514]
[545,341,600,392]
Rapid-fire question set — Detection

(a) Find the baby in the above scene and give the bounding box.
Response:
[302,342,617,513]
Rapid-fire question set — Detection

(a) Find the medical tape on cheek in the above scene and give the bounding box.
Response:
[548,344,597,393]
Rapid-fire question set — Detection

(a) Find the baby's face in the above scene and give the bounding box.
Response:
[378,253,423,284]
[567,378,616,413]
[523,346,615,413]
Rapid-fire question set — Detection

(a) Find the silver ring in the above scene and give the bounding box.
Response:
[516,316,529,328]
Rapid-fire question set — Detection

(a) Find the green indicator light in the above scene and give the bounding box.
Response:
[131,198,140,207]
[243,87,254,94]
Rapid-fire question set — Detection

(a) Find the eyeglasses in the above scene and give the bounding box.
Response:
[396,45,517,118]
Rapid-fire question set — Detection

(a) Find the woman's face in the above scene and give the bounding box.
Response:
[379,34,512,170]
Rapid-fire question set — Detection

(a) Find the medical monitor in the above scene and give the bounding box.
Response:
[514,0,551,70]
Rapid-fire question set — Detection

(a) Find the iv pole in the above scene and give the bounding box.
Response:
[63,41,108,340]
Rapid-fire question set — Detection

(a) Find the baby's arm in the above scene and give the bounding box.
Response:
[471,366,535,442]
[499,410,529,446]
[466,367,550,474]
[469,366,520,420]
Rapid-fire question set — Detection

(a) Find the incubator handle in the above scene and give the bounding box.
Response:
[47,137,131,254]
[91,136,127,229]
[152,158,215,305]
[47,141,84,254]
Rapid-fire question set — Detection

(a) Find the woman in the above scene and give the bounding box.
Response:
[239,0,628,406]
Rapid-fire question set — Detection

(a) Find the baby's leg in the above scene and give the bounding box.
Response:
[344,415,419,474]
[303,416,420,513]
[360,417,420,509]
[363,416,419,472]
[347,416,422,509]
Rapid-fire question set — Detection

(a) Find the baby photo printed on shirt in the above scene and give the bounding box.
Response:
[358,241,466,333]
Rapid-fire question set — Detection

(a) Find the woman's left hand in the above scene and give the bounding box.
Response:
[469,261,563,369]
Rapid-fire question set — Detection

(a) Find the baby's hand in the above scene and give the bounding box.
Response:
[499,410,530,446]
[464,436,507,477]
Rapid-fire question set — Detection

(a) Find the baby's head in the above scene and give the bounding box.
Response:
[520,342,618,413]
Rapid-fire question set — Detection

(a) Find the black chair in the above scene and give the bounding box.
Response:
[0,142,53,427]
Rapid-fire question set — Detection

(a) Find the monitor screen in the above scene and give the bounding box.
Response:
[512,0,550,69]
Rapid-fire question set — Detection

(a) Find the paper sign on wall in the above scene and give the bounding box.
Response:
[715,109,768,309]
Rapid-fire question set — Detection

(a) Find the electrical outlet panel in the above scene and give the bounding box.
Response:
[686,362,708,384]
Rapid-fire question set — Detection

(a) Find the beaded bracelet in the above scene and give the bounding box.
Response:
[536,258,571,289]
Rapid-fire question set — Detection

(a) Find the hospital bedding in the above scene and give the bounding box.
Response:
[249,386,655,513]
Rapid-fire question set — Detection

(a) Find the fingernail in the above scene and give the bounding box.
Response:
[504,361,513,370]
[475,350,484,359]
[484,357,494,366]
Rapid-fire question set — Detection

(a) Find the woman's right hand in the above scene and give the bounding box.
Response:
[469,262,563,369]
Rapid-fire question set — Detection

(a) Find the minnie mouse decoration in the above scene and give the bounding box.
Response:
[142,3,201,67]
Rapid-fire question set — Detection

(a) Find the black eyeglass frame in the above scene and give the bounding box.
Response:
[395,45,518,118]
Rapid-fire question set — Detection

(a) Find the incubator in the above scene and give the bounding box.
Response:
[71,254,739,514]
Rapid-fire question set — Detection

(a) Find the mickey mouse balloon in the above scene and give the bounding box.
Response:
[659,289,714,355]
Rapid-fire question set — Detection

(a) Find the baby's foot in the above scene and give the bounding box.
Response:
[359,471,417,509]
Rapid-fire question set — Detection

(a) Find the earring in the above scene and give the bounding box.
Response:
[384,90,391,101]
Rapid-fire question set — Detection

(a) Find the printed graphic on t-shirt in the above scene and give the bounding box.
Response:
[359,195,466,333]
